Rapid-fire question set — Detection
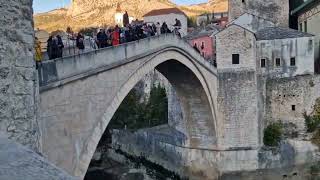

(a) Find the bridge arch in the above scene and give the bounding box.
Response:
[74,48,218,177]
[39,36,219,178]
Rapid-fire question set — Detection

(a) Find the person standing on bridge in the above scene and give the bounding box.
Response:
[76,33,85,54]
[112,26,120,46]
[56,35,64,58]
[161,22,170,34]
[96,29,103,48]
[156,22,161,36]
[35,37,42,69]
[47,36,59,60]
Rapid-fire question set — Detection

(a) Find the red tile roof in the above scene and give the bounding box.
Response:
[143,8,187,17]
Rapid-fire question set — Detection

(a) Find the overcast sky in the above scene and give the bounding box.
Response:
[33,0,208,13]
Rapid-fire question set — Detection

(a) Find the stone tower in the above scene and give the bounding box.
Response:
[228,0,289,27]
[0,0,40,151]
[114,3,124,26]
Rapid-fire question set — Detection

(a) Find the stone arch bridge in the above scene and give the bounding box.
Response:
[39,34,258,178]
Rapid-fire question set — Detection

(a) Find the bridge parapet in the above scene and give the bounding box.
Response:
[39,34,216,90]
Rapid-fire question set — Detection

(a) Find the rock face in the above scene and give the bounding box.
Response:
[0,135,77,180]
[0,0,40,151]
[34,0,228,32]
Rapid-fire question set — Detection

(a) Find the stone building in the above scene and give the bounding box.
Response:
[184,24,221,62]
[114,3,123,26]
[228,0,290,27]
[255,27,314,78]
[219,13,315,78]
[291,0,320,73]
[215,11,316,144]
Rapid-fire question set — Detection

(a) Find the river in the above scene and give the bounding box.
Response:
[84,146,320,180]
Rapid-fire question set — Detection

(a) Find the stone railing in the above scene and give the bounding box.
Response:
[38,34,217,89]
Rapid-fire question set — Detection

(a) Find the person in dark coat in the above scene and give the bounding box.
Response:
[96,29,104,48]
[161,22,170,34]
[47,36,59,60]
[123,11,129,27]
[76,33,85,53]
[193,43,200,53]
[56,35,64,58]
[47,36,53,59]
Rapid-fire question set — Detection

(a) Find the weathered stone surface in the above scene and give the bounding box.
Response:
[0,135,78,180]
[228,0,289,27]
[0,0,40,151]
[265,75,320,131]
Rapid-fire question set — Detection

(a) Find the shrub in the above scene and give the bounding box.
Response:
[304,113,320,132]
[263,122,283,147]
[310,162,320,175]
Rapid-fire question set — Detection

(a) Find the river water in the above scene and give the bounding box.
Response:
[84,147,320,180]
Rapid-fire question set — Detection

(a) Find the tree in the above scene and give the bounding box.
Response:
[108,84,168,131]
[145,84,168,127]
[206,13,210,25]
[187,16,197,28]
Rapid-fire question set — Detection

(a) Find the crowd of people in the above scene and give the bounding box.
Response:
[95,14,182,48]
[35,11,183,65]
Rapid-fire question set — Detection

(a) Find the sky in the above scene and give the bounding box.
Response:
[33,0,208,13]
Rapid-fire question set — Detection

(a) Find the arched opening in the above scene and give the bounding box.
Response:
[83,59,217,179]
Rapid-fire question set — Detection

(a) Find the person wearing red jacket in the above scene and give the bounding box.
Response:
[112,26,120,46]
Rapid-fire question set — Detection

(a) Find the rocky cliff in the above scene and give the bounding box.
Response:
[34,0,227,32]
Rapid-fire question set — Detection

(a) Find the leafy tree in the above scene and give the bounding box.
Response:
[304,113,320,133]
[187,16,197,28]
[145,84,168,127]
[263,122,283,146]
[108,84,168,131]
[206,13,210,25]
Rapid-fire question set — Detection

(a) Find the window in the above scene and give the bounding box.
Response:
[261,59,266,68]
[275,58,281,67]
[309,39,313,49]
[242,0,245,3]
[232,54,240,64]
[201,42,205,49]
[292,105,296,111]
[304,21,307,32]
[299,23,303,31]
[290,57,296,66]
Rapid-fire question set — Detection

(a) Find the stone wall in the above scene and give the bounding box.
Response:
[0,0,40,150]
[265,75,320,131]
[217,70,259,148]
[215,24,259,148]
[0,134,77,180]
[231,13,275,33]
[229,0,289,27]
[112,128,319,180]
